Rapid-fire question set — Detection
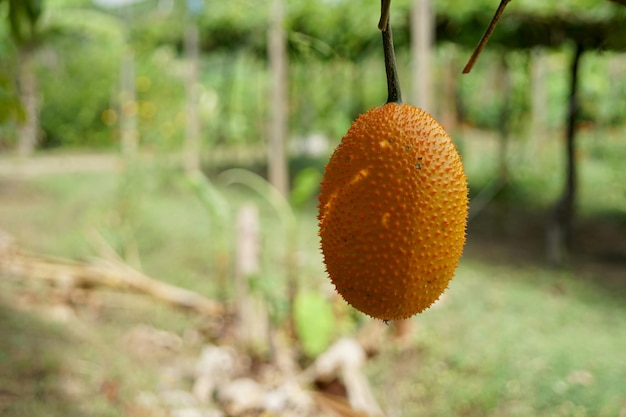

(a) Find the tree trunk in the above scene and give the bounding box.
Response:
[17,48,39,156]
[411,0,434,111]
[547,43,584,265]
[184,21,201,173]
[267,0,289,197]
[496,54,511,188]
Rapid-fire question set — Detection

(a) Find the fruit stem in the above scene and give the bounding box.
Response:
[380,0,402,104]
[378,0,391,30]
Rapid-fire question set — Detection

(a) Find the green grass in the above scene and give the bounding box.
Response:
[367,260,626,417]
[0,281,197,417]
[0,138,625,417]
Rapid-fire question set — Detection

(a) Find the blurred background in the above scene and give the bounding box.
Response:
[0,0,625,416]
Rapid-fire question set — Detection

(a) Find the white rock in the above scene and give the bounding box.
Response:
[216,378,265,416]
[265,381,314,414]
[170,407,224,417]
[160,389,198,408]
[192,345,238,403]
[314,337,365,379]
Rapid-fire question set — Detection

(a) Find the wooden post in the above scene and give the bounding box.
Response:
[411,0,434,110]
[17,48,39,156]
[234,203,269,353]
[267,0,289,197]
[235,204,260,286]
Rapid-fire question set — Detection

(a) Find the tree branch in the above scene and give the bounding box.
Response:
[462,0,511,74]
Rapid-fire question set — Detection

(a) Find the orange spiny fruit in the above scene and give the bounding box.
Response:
[318,102,468,320]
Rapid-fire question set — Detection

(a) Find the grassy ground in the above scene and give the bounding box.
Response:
[368,260,626,417]
[0,285,198,417]
[0,131,625,416]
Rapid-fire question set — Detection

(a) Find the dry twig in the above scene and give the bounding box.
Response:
[0,239,224,316]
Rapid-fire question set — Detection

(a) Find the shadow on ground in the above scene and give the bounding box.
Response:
[465,199,626,300]
[0,295,90,417]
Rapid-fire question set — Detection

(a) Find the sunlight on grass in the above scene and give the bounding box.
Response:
[367,259,626,417]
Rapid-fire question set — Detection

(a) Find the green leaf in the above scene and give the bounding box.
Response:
[293,290,335,357]
[290,167,322,210]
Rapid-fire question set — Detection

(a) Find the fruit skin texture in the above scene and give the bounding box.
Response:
[318,102,468,320]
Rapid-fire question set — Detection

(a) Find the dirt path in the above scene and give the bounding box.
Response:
[0,153,122,178]
[0,146,267,179]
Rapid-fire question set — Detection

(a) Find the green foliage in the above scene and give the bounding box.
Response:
[0,9,23,143]
[293,290,335,357]
[290,167,322,210]
[579,52,626,127]
[201,52,268,146]
[32,6,190,150]
[0,61,24,128]
[184,170,231,232]
[0,0,43,42]
[433,0,620,19]
[35,9,123,148]
[197,0,266,52]
[457,50,532,132]
[133,46,187,150]
[2,0,625,150]
[289,0,381,60]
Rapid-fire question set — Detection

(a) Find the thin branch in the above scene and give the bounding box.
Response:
[462,0,511,74]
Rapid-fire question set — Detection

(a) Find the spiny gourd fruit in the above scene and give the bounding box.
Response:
[318,102,468,321]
